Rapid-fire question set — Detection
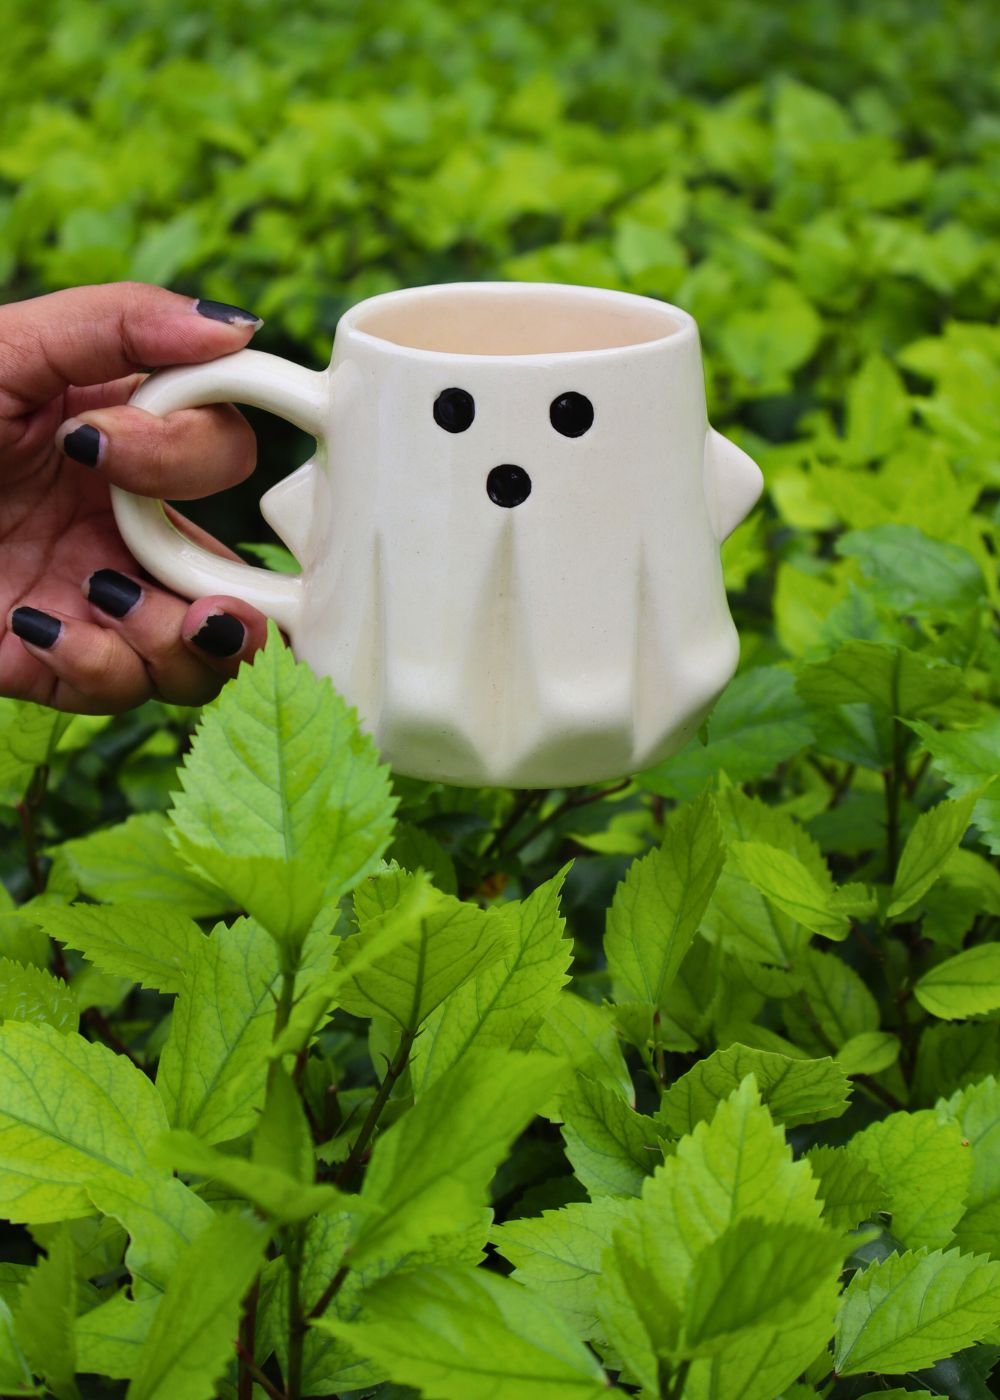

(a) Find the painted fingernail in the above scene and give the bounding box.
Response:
[194,299,263,329]
[86,569,142,619]
[60,422,102,468]
[10,607,62,650]
[186,611,246,658]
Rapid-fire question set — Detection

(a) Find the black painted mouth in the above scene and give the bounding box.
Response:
[487,464,532,508]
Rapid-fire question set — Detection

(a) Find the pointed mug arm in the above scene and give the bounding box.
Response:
[703,428,764,543]
[110,349,327,632]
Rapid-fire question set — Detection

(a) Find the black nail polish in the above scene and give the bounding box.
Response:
[188,612,246,658]
[195,299,263,328]
[86,569,142,619]
[11,607,61,649]
[62,424,101,468]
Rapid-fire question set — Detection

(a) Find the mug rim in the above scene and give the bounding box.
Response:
[337,280,699,362]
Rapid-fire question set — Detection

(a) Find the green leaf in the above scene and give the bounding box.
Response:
[0,1021,168,1223]
[729,840,851,939]
[37,904,203,996]
[169,624,395,948]
[659,1044,850,1133]
[14,1224,76,1399]
[75,1294,158,1381]
[155,918,278,1144]
[348,1049,567,1268]
[533,991,634,1105]
[913,1022,1000,1105]
[806,1145,889,1232]
[0,1297,35,1396]
[411,869,572,1089]
[253,1064,312,1182]
[797,641,977,722]
[560,1077,662,1198]
[915,944,1000,1021]
[388,820,457,895]
[127,1212,268,1400]
[0,699,71,804]
[85,1173,213,1294]
[784,947,880,1053]
[604,791,724,1008]
[849,1110,971,1249]
[0,958,78,1034]
[888,791,982,918]
[940,1077,1000,1259]
[842,352,910,464]
[835,1032,901,1077]
[835,1247,1000,1375]
[491,1198,634,1341]
[154,1129,350,1224]
[315,1265,609,1400]
[909,713,1000,856]
[639,668,814,799]
[838,525,986,618]
[55,814,231,918]
[336,869,510,1028]
[685,1218,848,1353]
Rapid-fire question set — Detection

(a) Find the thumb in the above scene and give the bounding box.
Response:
[0,282,263,413]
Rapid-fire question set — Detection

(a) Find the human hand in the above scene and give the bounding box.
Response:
[0,281,273,712]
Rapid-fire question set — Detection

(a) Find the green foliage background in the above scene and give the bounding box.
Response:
[1,1,999,1397]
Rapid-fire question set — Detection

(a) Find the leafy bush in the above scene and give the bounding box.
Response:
[1,1,1000,1397]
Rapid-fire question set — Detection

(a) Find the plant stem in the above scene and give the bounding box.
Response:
[235,1338,286,1400]
[283,1223,306,1400]
[511,778,632,857]
[334,1025,418,1189]
[16,763,49,894]
[664,1358,690,1400]
[237,1279,260,1400]
[305,1262,350,1325]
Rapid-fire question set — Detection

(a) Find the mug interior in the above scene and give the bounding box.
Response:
[350,284,682,355]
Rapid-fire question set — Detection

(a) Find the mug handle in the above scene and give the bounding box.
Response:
[110,348,327,633]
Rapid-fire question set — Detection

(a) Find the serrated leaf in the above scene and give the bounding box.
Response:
[638,667,815,799]
[388,821,457,894]
[797,641,976,722]
[55,814,231,918]
[835,1247,1000,1375]
[348,1049,567,1268]
[940,1077,1000,1259]
[729,841,851,939]
[0,1021,168,1223]
[411,868,572,1090]
[315,1265,609,1400]
[153,1129,350,1224]
[533,991,633,1105]
[913,1022,1000,1105]
[75,1294,158,1381]
[835,1032,901,1077]
[0,1297,35,1396]
[85,1173,213,1294]
[155,918,278,1145]
[888,791,982,918]
[659,1044,850,1133]
[168,623,395,947]
[685,1218,847,1353]
[838,525,986,618]
[337,868,509,1028]
[14,1224,76,1399]
[0,699,71,804]
[37,904,203,995]
[915,945,1000,1021]
[849,1110,971,1249]
[0,958,78,1033]
[784,947,880,1053]
[127,1211,268,1400]
[604,791,724,1009]
[491,1198,633,1340]
[807,1145,888,1232]
[560,1077,661,1197]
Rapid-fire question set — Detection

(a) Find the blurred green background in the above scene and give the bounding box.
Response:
[1,0,998,602]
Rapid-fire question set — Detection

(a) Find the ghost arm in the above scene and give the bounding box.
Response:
[703,427,764,542]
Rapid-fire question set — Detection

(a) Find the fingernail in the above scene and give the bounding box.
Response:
[59,422,102,468]
[194,299,263,329]
[186,611,246,658]
[10,607,62,650]
[86,569,142,619]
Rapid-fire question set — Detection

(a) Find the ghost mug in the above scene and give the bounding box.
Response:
[111,282,762,788]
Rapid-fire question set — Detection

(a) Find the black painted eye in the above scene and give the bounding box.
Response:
[433,387,475,433]
[550,391,594,438]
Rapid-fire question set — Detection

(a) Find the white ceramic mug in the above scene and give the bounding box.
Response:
[112,282,762,788]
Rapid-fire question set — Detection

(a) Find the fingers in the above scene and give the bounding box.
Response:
[54,401,257,499]
[6,575,269,713]
[0,282,263,414]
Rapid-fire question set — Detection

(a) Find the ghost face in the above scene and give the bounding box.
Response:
[264,284,761,787]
